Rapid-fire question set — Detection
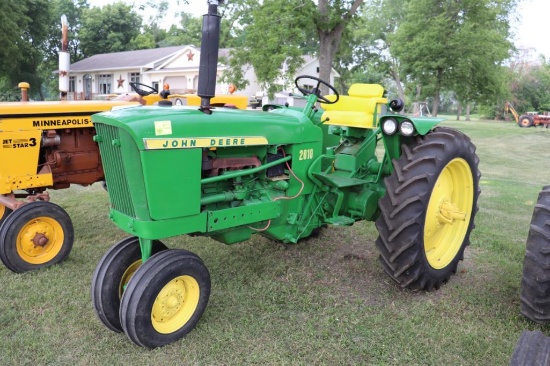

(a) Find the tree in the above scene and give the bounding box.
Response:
[315,0,364,94]
[391,0,518,116]
[159,12,203,47]
[79,3,142,57]
[357,0,409,101]
[221,0,364,96]
[4,0,53,100]
[221,0,315,95]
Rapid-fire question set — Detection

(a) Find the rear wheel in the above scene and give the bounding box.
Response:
[0,201,73,273]
[510,330,550,366]
[91,237,168,332]
[120,249,210,348]
[519,115,534,127]
[520,186,550,323]
[375,127,480,290]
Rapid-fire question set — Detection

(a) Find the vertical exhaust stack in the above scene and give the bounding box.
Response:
[198,0,224,112]
[59,15,70,100]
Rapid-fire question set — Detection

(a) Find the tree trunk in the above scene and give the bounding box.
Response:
[390,58,405,102]
[432,88,440,117]
[318,30,343,96]
[316,0,364,95]
[465,103,471,121]
[415,84,422,101]
[456,102,462,121]
[431,69,444,117]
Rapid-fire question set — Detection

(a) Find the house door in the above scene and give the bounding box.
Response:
[164,77,187,93]
[84,74,92,99]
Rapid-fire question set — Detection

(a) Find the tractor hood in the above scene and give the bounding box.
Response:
[92,105,321,150]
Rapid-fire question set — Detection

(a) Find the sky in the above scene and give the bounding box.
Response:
[87,0,550,59]
[514,0,550,58]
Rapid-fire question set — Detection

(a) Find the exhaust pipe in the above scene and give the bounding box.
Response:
[198,0,224,112]
[59,15,70,100]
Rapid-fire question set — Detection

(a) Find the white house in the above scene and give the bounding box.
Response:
[68,45,339,103]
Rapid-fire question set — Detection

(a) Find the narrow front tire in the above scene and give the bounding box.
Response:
[120,249,211,348]
[0,201,73,273]
[91,236,168,332]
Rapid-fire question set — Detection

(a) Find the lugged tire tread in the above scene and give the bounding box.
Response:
[510,330,550,366]
[521,187,550,324]
[375,127,480,291]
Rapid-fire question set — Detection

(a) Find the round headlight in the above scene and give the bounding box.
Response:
[382,118,398,135]
[399,121,415,136]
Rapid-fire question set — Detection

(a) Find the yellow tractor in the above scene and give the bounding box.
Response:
[0,82,172,273]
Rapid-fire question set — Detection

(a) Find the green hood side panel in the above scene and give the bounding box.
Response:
[92,106,322,149]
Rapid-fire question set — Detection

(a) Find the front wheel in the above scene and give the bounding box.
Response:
[375,127,480,290]
[91,237,168,332]
[120,249,211,348]
[520,186,550,324]
[0,203,12,227]
[0,201,73,273]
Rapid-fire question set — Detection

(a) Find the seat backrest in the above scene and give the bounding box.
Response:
[348,84,384,98]
[321,83,387,129]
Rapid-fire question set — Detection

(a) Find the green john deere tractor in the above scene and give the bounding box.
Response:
[90,0,480,348]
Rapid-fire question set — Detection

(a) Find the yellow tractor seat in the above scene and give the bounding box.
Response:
[322,84,388,128]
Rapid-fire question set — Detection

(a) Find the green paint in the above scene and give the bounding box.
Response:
[93,88,444,256]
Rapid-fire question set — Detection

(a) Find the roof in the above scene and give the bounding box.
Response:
[70,46,186,72]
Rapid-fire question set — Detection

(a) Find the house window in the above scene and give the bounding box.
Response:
[152,81,159,91]
[97,74,112,94]
[69,76,75,92]
[130,72,140,85]
[302,84,314,91]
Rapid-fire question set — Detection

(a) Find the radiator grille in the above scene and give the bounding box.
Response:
[95,123,136,217]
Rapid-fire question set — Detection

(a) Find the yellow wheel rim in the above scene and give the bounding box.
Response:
[0,204,6,218]
[151,275,200,334]
[16,216,64,264]
[424,158,473,269]
[119,260,141,297]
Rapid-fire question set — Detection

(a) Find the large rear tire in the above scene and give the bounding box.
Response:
[120,249,210,348]
[509,330,550,366]
[520,186,550,323]
[519,115,534,127]
[0,201,73,273]
[375,127,480,290]
[91,237,168,332]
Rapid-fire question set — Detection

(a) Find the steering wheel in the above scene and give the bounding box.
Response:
[129,82,158,97]
[294,75,339,104]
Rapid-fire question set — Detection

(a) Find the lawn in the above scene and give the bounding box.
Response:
[1,118,549,365]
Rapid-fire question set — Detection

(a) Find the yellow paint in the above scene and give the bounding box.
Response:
[151,275,200,334]
[119,260,142,298]
[321,83,388,129]
[171,94,248,110]
[423,158,474,269]
[0,99,145,195]
[0,100,140,130]
[143,136,268,150]
[16,216,64,264]
[0,130,53,194]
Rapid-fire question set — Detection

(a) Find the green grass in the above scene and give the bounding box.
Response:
[1,119,550,365]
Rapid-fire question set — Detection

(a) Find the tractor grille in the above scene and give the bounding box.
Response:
[95,123,136,218]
